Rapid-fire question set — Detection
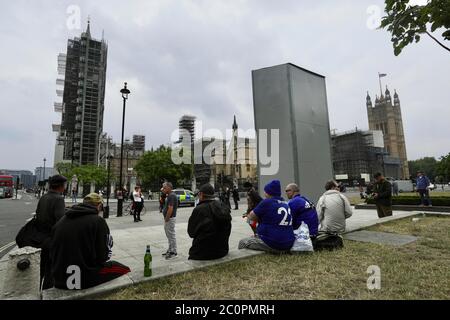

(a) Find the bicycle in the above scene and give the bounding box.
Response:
[123,202,147,216]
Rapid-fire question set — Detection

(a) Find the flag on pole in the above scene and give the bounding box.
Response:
[379,73,387,77]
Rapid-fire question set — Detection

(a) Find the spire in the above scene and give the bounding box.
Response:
[366,91,372,108]
[393,89,400,106]
[86,16,91,38]
[232,115,238,130]
[385,85,391,97]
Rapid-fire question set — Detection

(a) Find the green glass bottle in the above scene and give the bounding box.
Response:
[144,245,152,277]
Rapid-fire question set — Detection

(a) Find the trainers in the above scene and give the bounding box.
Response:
[162,250,169,256]
[165,252,178,260]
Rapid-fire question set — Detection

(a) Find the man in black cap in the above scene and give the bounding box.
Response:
[187,183,232,260]
[34,174,67,289]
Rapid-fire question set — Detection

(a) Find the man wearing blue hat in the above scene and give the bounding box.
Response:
[238,180,295,253]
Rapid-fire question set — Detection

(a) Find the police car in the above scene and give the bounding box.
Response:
[173,189,196,207]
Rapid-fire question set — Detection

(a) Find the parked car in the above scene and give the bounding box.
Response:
[173,189,196,207]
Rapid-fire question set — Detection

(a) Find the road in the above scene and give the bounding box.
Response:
[0,191,37,258]
[0,192,248,259]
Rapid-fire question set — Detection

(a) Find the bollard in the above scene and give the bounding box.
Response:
[0,246,41,300]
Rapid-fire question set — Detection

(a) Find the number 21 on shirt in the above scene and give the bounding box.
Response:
[278,207,292,226]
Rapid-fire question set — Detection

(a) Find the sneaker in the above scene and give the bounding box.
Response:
[165,252,178,260]
[162,250,170,256]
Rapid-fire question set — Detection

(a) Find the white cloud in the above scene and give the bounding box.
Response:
[0,0,449,172]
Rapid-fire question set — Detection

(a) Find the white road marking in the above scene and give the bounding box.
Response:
[25,202,31,205]
[0,241,16,253]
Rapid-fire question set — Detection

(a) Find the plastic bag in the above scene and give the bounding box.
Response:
[291,222,314,252]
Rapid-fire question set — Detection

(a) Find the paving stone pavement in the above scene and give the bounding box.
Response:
[343,230,418,246]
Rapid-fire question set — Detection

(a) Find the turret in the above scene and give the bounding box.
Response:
[385,86,392,104]
[366,91,372,108]
[393,89,400,106]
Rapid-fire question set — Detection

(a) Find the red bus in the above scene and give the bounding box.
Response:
[0,175,14,198]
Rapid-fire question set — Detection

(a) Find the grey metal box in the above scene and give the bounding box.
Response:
[252,63,333,203]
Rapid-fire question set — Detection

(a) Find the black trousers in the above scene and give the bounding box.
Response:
[233,198,239,209]
[133,202,143,221]
[40,239,54,290]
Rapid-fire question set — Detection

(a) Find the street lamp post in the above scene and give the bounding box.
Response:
[43,158,46,195]
[117,82,130,217]
[104,155,113,219]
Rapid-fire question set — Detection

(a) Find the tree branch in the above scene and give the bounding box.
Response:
[425,30,450,53]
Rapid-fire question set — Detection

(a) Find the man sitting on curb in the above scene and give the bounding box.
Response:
[50,193,130,290]
[285,183,319,238]
[187,183,232,260]
[238,180,295,254]
[315,180,353,250]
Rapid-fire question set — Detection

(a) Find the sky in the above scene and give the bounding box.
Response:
[0,0,449,172]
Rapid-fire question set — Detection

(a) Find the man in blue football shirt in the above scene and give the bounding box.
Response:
[238,180,295,253]
[285,183,319,237]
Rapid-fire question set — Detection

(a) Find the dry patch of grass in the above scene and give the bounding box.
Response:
[101,217,450,300]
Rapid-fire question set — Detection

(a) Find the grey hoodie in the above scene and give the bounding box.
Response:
[316,190,353,234]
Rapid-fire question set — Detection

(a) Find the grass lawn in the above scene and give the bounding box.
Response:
[101,216,449,300]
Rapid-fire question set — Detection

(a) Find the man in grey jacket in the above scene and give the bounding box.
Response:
[315,180,353,250]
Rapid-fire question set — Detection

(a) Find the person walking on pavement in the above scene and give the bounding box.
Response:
[416,171,432,206]
[372,172,393,218]
[161,182,178,259]
[232,186,240,210]
[34,174,67,289]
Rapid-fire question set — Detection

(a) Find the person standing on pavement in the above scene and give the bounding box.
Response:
[416,171,432,206]
[372,172,393,218]
[34,174,67,289]
[161,182,178,259]
[187,183,232,260]
[392,180,399,196]
[232,186,240,210]
[159,190,166,213]
[132,186,144,222]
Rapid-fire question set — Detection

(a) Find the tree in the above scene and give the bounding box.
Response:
[436,152,450,182]
[135,145,193,190]
[380,0,450,55]
[55,162,76,178]
[408,157,438,179]
[72,165,108,188]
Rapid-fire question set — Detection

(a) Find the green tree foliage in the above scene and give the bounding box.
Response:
[55,163,108,189]
[55,162,76,178]
[72,165,107,187]
[135,145,193,189]
[408,157,438,179]
[436,152,450,181]
[381,0,450,55]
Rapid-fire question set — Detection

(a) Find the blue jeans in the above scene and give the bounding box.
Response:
[418,189,431,206]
